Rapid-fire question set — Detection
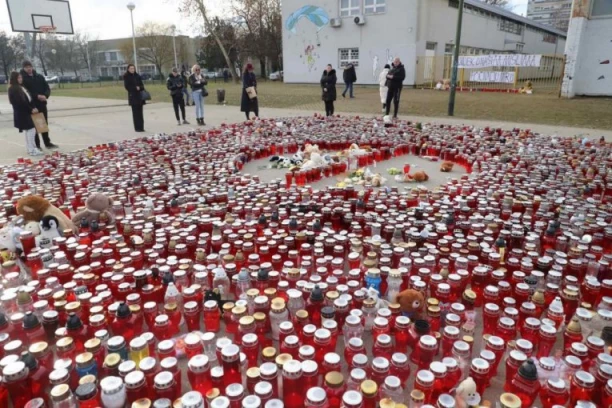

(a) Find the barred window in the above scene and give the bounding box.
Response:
[499,19,523,35]
[340,0,361,17]
[364,0,385,14]
[339,48,359,67]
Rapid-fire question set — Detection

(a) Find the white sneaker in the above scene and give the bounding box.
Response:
[28,149,43,156]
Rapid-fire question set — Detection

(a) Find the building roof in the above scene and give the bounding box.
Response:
[465,0,567,37]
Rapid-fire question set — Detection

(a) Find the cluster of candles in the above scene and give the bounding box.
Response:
[0,115,611,408]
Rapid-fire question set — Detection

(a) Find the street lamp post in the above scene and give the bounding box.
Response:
[127,2,138,72]
[171,25,178,69]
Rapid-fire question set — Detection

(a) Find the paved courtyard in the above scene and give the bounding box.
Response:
[1,96,611,165]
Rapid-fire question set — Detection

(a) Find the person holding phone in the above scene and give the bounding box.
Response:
[189,64,207,126]
[167,67,189,126]
[320,64,337,117]
[8,71,43,156]
[123,64,146,132]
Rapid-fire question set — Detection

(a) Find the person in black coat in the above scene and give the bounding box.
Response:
[342,63,357,98]
[385,57,407,119]
[20,60,58,149]
[123,64,146,132]
[8,71,43,156]
[240,64,259,120]
[320,64,337,117]
[167,68,189,126]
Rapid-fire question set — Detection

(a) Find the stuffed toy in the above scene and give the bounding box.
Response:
[454,377,481,408]
[395,289,425,319]
[17,195,77,234]
[290,152,304,166]
[37,215,61,249]
[412,171,429,182]
[71,193,115,227]
[0,224,22,261]
[24,221,41,237]
[440,161,454,172]
[269,156,292,168]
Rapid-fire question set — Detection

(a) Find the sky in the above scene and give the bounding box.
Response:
[0,0,529,40]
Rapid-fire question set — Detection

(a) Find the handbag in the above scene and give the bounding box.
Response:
[245,86,257,99]
[31,112,49,134]
[140,90,152,101]
[203,88,209,97]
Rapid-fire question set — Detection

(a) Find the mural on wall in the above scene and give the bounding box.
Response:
[286,5,329,72]
[369,49,396,80]
[301,44,320,72]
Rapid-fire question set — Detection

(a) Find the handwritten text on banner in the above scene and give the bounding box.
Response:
[469,71,516,83]
[458,54,541,68]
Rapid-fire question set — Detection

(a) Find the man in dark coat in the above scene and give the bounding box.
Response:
[342,63,357,98]
[20,60,59,149]
[320,64,337,117]
[385,57,406,119]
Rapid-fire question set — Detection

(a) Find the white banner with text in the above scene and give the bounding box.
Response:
[469,71,516,83]
[458,54,541,69]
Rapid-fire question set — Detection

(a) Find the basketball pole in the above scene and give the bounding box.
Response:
[448,0,464,117]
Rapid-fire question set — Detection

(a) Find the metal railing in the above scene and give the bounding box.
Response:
[416,54,565,94]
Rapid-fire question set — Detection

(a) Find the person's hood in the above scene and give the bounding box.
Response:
[327,69,336,75]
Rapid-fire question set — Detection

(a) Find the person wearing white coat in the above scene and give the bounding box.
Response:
[378,64,391,113]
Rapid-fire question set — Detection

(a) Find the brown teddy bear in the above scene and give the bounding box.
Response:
[440,161,454,172]
[17,195,77,234]
[412,171,429,182]
[395,289,425,319]
[72,193,115,227]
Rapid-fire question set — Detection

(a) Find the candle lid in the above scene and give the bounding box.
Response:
[2,361,27,381]
[342,391,363,406]
[154,371,174,389]
[50,384,70,401]
[254,381,272,396]
[29,341,49,357]
[360,379,378,396]
[471,358,490,373]
[518,359,538,381]
[210,396,230,408]
[104,353,121,368]
[301,359,318,374]
[499,393,521,408]
[125,369,145,388]
[574,370,595,387]
[225,383,244,398]
[182,391,204,408]
[100,376,124,394]
[282,359,301,375]
[306,387,327,403]
[160,357,177,371]
[75,382,97,401]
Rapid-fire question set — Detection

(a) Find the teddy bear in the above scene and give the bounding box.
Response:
[440,161,454,172]
[17,195,77,235]
[454,377,482,408]
[395,289,425,319]
[412,171,429,182]
[71,193,115,228]
[0,224,22,261]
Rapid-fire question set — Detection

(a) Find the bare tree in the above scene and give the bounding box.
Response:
[119,21,175,78]
[180,0,239,83]
[232,0,282,78]
[75,32,102,79]
[480,0,510,8]
[0,32,25,76]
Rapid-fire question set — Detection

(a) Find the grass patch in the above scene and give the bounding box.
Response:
[47,81,612,130]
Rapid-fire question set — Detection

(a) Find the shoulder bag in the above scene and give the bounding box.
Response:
[140,90,152,101]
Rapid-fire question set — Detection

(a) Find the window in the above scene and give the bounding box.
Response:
[106,51,118,62]
[100,67,108,76]
[340,0,361,17]
[591,0,612,16]
[499,19,523,35]
[445,44,455,54]
[339,48,359,67]
[543,34,556,43]
[364,0,385,14]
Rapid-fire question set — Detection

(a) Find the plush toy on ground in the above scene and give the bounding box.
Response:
[400,170,430,183]
[0,223,23,261]
[17,195,77,234]
[454,377,482,408]
[395,289,425,318]
[37,215,61,249]
[440,161,454,172]
[71,193,115,227]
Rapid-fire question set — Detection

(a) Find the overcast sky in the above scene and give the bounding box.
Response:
[0,0,529,40]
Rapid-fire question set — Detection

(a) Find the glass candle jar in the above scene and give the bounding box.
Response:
[221,344,242,388]
[100,376,127,408]
[282,360,303,408]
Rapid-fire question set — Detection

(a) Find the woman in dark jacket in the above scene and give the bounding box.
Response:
[123,64,146,132]
[320,64,337,117]
[240,64,259,120]
[167,67,189,126]
[189,64,207,126]
[8,71,42,156]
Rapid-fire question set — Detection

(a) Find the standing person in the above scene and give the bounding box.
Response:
[378,64,391,113]
[320,64,337,117]
[167,67,189,126]
[189,64,207,126]
[240,64,259,120]
[223,68,229,83]
[180,66,192,106]
[123,64,146,132]
[342,63,357,98]
[20,61,58,149]
[8,72,43,156]
[385,57,406,119]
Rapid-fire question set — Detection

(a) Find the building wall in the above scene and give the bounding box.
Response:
[562,2,612,97]
[281,0,566,85]
[281,0,419,85]
[527,0,572,31]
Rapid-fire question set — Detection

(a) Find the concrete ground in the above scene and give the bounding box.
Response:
[1,96,611,165]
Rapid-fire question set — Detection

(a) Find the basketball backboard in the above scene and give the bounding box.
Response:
[6,0,74,34]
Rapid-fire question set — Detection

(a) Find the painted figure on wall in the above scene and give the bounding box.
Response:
[370,49,396,80]
[303,45,318,71]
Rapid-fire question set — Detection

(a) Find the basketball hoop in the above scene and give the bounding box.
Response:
[39,26,57,35]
